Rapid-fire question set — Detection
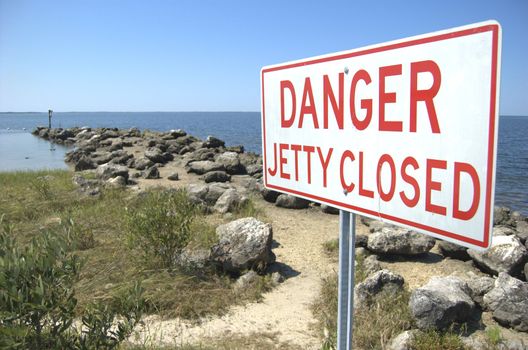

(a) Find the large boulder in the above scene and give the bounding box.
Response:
[216,152,244,174]
[96,163,129,181]
[205,183,232,206]
[275,194,310,209]
[354,269,404,308]
[144,147,169,164]
[437,240,471,261]
[203,171,231,183]
[74,155,97,171]
[210,217,275,274]
[467,232,528,276]
[203,135,225,148]
[213,189,248,214]
[258,184,280,203]
[409,275,475,330]
[186,160,225,175]
[367,227,436,256]
[466,276,495,306]
[142,165,160,179]
[134,157,154,171]
[483,273,528,332]
[515,221,528,244]
[321,204,340,215]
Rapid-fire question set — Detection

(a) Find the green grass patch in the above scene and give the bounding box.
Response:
[411,330,467,350]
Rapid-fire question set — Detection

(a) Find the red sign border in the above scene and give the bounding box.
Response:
[261,22,501,249]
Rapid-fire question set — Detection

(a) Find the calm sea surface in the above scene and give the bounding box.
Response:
[0,112,526,215]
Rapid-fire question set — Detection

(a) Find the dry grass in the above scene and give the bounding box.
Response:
[0,170,273,320]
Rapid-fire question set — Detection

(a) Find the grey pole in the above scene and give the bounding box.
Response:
[337,210,356,350]
[48,109,53,128]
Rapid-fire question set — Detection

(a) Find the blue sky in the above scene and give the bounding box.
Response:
[0,0,526,114]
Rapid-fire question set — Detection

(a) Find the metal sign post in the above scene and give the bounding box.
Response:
[337,210,356,349]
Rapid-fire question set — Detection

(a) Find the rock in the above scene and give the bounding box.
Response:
[226,145,244,153]
[234,271,259,292]
[367,227,436,256]
[186,184,209,205]
[134,157,154,171]
[106,176,127,187]
[109,150,133,165]
[213,189,248,214]
[74,155,97,171]
[142,165,160,179]
[245,164,262,176]
[167,172,179,181]
[468,234,528,276]
[211,217,275,274]
[91,151,114,165]
[203,171,231,183]
[387,330,417,350]
[362,254,382,276]
[515,221,528,244]
[438,240,471,261]
[275,194,310,209]
[144,147,166,163]
[493,225,517,236]
[259,186,280,203]
[186,148,216,162]
[169,129,187,138]
[494,206,512,226]
[205,183,232,206]
[368,220,398,233]
[467,276,495,306]
[109,141,123,151]
[409,275,475,330]
[354,269,404,308]
[203,135,225,148]
[177,248,210,270]
[525,262,528,281]
[96,163,129,181]
[271,272,284,286]
[187,160,225,175]
[483,272,528,332]
[216,152,244,174]
[355,234,368,248]
[321,204,339,215]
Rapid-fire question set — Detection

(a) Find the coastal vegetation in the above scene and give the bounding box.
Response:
[0,170,272,348]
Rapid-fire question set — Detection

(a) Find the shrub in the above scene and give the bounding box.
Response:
[0,217,144,349]
[125,189,198,268]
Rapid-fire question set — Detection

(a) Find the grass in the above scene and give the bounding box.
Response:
[314,238,471,350]
[0,170,273,320]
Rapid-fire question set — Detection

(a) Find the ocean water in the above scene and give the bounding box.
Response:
[0,112,526,215]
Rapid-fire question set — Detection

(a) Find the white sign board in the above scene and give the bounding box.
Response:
[261,21,501,250]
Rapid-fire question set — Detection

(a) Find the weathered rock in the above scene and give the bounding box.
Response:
[109,150,133,165]
[271,272,284,286]
[525,262,528,281]
[321,204,339,215]
[245,164,262,176]
[142,165,160,179]
[167,172,179,181]
[259,185,280,203]
[186,148,216,162]
[494,206,513,226]
[213,189,248,214]
[169,129,187,138]
[409,275,475,330]
[96,163,129,181]
[144,147,166,163]
[468,233,528,276]
[362,254,382,276]
[176,248,210,270]
[387,330,417,350]
[367,227,436,256]
[74,155,97,171]
[234,271,259,292]
[109,141,123,151]
[204,171,231,183]
[355,234,368,248]
[205,183,232,205]
[186,184,209,205]
[438,240,471,261]
[354,269,404,308]
[203,135,225,148]
[275,194,310,209]
[483,272,528,332]
[106,175,127,187]
[211,217,275,274]
[187,160,225,175]
[467,276,495,306]
[91,151,113,165]
[515,221,528,244]
[216,152,244,174]
[134,157,154,171]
